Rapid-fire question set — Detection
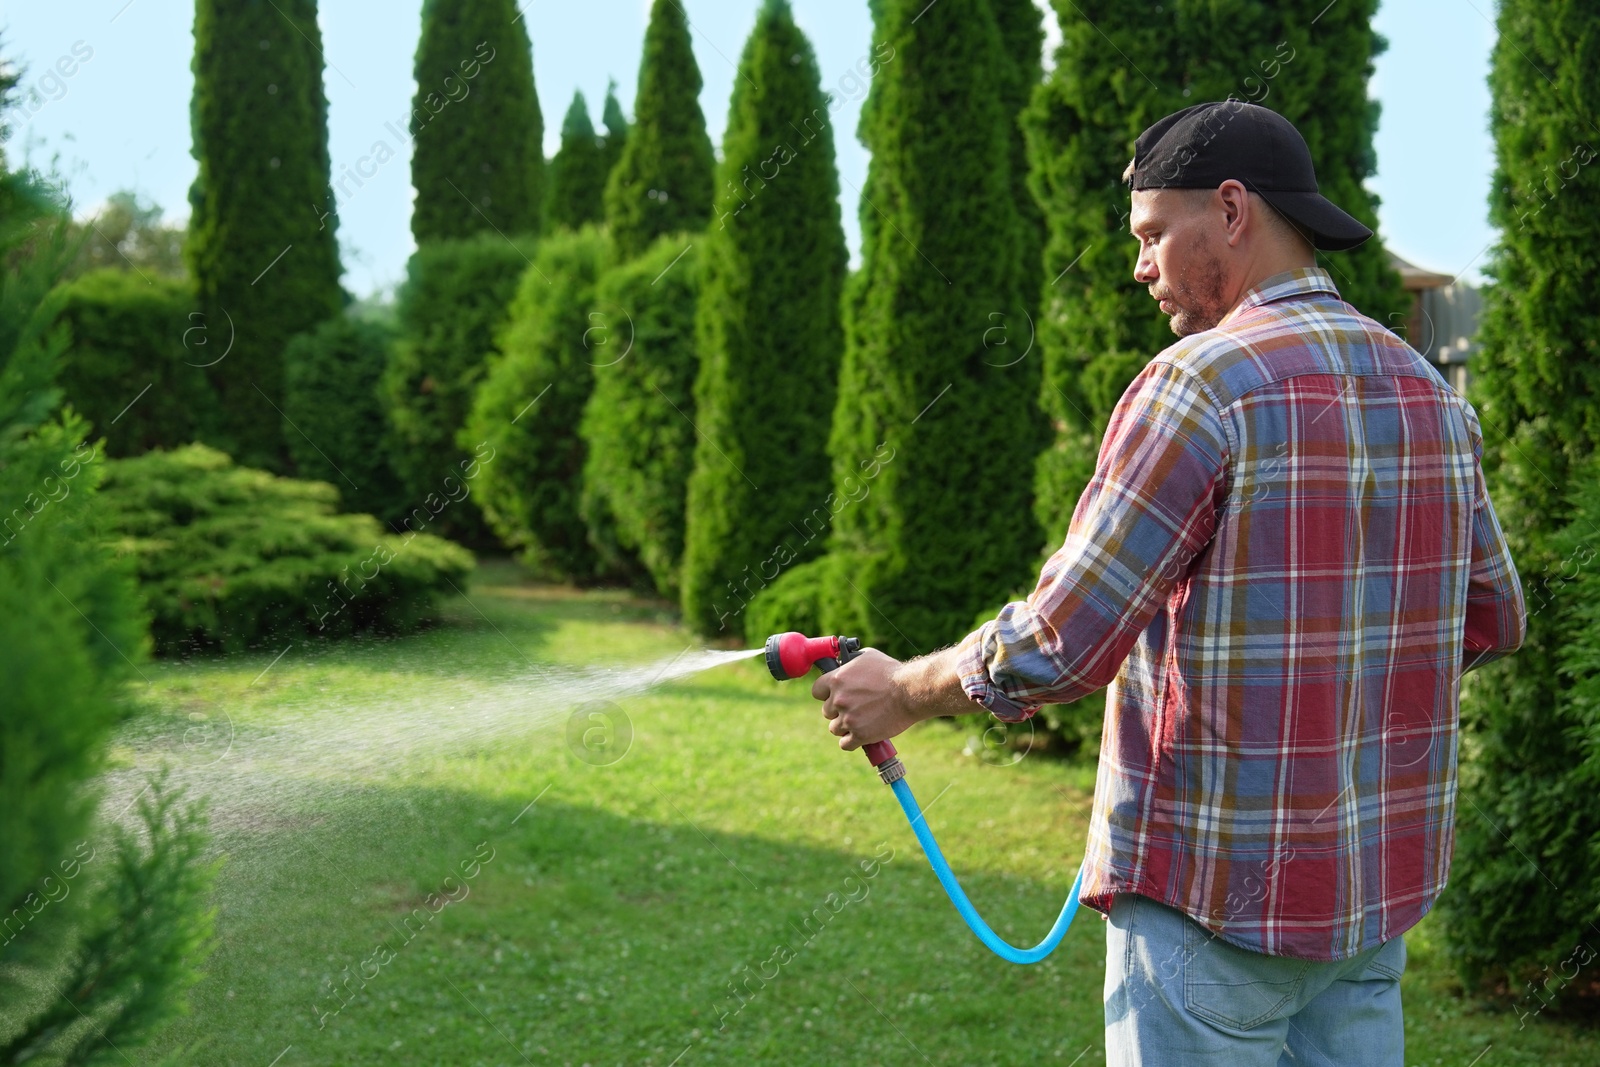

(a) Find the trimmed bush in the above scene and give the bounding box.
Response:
[97,444,474,655]
[283,311,406,520]
[1443,0,1600,995]
[464,227,620,580]
[580,234,701,598]
[383,234,532,544]
[546,90,607,231]
[187,0,343,469]
[603,0,715,260]
[52,269,210,457]
[749,0,1042,657]
[680,0,848,635]
[410,0,543,242]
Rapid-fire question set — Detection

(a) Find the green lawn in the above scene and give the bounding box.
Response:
[126,559,1592,1066]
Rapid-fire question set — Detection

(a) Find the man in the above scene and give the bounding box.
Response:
[811,101,1525,1064]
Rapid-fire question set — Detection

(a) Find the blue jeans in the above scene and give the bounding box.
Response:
[1104,893,1406,1065]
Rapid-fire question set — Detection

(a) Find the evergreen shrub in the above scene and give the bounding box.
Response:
[409,0,544,242]
[187,0,343,468]
[97,444,473,655]
[603,0,715,260]
[1443,0,1600,996]
[580,234,702,598]
[679,0,848,634]
[283,311,407,520]
[384,234,532,543]
[465,227,620,580]
[53,269,209,457]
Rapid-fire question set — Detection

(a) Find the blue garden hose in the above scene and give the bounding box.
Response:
[761,631,1089,965]
[888,773,1087,964]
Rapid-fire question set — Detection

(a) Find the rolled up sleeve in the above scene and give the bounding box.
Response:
[957,360,1231,720]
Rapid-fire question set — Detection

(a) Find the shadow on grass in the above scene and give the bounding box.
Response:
[146,779,1104,1067]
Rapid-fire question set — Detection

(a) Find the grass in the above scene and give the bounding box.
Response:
[125,559,1594,1066]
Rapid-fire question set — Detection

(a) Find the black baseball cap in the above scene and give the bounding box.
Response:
[1128,101,1373,252]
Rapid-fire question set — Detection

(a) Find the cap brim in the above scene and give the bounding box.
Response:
[1257,189,1373,251]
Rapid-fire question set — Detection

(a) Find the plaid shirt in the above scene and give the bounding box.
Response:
[956,268,1525,961]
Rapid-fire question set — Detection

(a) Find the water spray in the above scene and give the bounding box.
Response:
[764,631,1087,965]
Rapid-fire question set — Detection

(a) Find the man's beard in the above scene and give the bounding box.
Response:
[1152,254,1228,336]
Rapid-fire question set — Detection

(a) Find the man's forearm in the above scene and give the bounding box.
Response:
[892,646,979,721]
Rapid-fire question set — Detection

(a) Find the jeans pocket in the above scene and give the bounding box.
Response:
[1182,919,1309,1031]
[1362,935,1407,982]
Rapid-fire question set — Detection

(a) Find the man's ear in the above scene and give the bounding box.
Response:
[1217,180,1250,247]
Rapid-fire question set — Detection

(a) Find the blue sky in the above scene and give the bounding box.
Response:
[0,1,1497,297]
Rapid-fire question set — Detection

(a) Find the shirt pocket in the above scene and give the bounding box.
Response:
[1182,920,1310,1031]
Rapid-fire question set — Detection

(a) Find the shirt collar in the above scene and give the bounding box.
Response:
[1222,267,1341,325]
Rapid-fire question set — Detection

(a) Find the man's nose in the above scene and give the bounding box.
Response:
[1133,254,1158,285]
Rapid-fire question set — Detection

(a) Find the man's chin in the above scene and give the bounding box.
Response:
[1166,308,1220,337]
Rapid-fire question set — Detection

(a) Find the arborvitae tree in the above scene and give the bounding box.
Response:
[546,91,607,230]
[602,0,715,260]
[1443,0,1600,995]
[464,228,621,580]
[383,234,531,544]
[991,0,1046,327]
[283,311,407,520]
[54,270,209,457]
[187,0,343,470]
[410,0,543,242]
[580,235,702,598]
[1026,0,1405,539]
[600,78,630,178]
[749,0,1043,656]
[680,0,848,635]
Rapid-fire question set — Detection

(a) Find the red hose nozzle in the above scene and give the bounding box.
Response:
[764,632,898,772]
[764,632,856,680]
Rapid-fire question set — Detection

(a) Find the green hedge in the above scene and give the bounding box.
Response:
[52,269,210,457]
[750,0,1042,657]
[992,0,1046,325]
[283,311,406,521]
[187,0,343,470]
[600,80,629,178]
[580,234,701,598]
[603,0,714,259]
[1444,0,1600,995]
[383,235,532,544]
[546,90,607,231]
[97,444,474,655]
[409,0,543,243]
[678,0,848,636]
[464,227,621,580]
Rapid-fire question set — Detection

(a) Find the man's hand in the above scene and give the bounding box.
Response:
[810,646,977,750]
[811,649,919,750]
